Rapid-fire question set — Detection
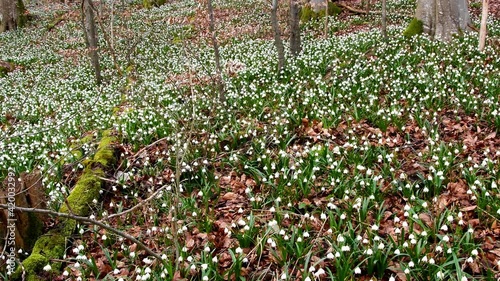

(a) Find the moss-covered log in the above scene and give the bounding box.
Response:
[12,131,117,281]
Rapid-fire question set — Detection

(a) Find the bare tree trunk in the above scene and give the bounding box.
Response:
[324,0,328,38]
[289,0,301,57]
[478,0,489,51]
[381,0,387,39]
[110,0,115,51]
[271,0,285,71]
[0,0,27,32]
[413,0,471,41]
[82,0,102,84]
[366,0,371,14]
[207,0,225,102]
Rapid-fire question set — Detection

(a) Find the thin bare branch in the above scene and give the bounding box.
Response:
[0,204,165,264]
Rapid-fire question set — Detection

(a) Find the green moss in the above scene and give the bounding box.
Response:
[142,0,166,9]
[301,3,341,22]
[470,2,481,9]
[93,131,116,167]
[25,212,44,250]
[325,3,342,17]
[14,130,118,280]
[16,0,28,28]
[13,234,65,280]
[403,18,423,38]
[60,168,103,216]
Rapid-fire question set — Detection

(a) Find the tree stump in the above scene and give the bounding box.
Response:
[0,170,47,252]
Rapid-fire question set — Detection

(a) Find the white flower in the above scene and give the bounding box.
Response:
[327,252,334,259]
[436,271,445,279]
[43,264,51,271]
[354,267,361,274]
[235,247,243,254]
[471,249,478,256]
[314,268,326,277]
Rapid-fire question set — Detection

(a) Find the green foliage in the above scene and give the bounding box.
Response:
[404,18,423,37]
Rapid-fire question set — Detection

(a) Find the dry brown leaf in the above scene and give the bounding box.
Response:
[485,132,497,140]
[490,249,500,257]
[418,213,433,227]
[222,192,238,201]
[460,205,477,212]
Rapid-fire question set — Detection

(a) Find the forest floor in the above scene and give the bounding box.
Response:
[0,0,500,280]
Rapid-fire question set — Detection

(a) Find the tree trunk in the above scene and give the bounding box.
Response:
[478,0,489,51]
[413,0,471,41]
[324,0,328,38]
[0,171,47,252]
[82,0,102,84]
[207,0,225,102]
[271,0,285,71]
[381,0,387,39]
[289,0,301,57]
[0,0,27,32]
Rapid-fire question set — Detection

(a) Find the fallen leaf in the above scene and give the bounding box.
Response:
[222,192,238,200]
